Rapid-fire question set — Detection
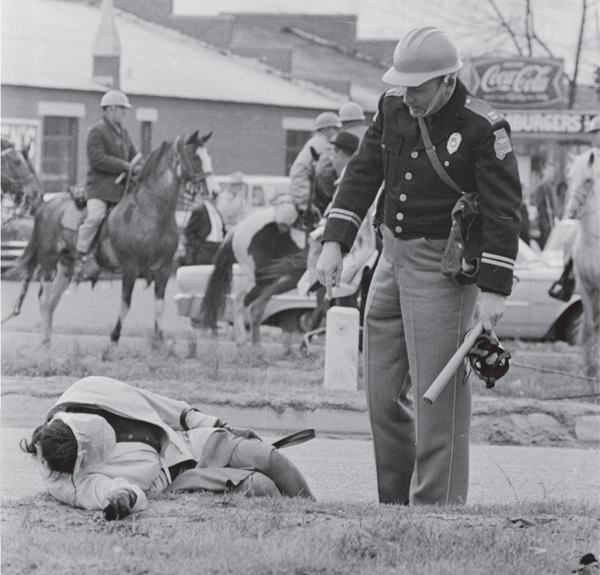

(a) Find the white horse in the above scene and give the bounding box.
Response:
[564,147,600,377]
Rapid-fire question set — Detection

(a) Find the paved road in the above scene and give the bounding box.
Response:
[3,425,599,506]
[1,278,189,339]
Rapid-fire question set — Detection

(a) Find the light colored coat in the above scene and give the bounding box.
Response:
[40,376,222,513]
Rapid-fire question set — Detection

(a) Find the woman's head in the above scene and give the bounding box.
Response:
[20,419,78,475]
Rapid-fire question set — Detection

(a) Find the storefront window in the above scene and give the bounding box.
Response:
[41,116,78,194]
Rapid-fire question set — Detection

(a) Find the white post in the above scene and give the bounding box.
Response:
[323,306,360,391]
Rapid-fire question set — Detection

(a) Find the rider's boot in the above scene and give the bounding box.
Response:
[73,251,100,283]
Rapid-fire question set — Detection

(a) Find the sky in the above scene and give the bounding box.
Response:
[173,0,600,85]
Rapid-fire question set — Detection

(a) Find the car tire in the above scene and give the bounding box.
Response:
[277,309,314,333]
[563,306,584,345]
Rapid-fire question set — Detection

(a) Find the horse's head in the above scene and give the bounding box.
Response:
[1,142,42,219]
[175,130,220,203]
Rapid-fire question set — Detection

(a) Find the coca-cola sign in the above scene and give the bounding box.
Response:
[469,57,567,109]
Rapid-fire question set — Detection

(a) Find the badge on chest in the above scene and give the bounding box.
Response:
[447,133,462,155]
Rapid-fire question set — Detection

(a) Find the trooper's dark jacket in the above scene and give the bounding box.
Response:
[322,79,522,295]
[85,117,137,204]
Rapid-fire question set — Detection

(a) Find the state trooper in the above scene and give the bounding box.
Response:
[338,101,368,140]
[317,27,522,505]
[289,111,341,214]
[313,102,370,211]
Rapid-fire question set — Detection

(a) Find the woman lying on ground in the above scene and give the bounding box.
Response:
[21,376,315,521]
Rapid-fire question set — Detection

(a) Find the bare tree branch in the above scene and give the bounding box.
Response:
[486,0,524,55]
[525,0,533,56]
[569,0,588,108]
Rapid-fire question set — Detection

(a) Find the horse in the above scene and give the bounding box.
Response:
[563,147,600,377]
[8,130,219,347]
[198,196,307,344]
[1,138,43,223]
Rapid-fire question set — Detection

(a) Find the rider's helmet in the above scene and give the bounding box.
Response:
[338,102,365,123]
[468,333,511,389]
[382,27,462,86]
[315,112,342,131]
[100,90,132,109]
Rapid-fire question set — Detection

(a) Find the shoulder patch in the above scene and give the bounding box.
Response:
[464,96,504,125]
[493,128,513,160]
[385,87,405,98]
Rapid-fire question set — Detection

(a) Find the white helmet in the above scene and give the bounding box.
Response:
[100,90,132,108]
[382,27,462,87]
[338,102,365,122]
[315,111,342,131]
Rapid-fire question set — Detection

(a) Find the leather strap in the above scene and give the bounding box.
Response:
[417,117,465,196]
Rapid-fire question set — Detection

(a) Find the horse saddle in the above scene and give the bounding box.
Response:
[60,197,85,231]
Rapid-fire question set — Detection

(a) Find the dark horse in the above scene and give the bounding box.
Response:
[1,138,43,223]
[8,130,218,346]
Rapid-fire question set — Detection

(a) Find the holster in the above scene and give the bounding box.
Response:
[440,193,481,285]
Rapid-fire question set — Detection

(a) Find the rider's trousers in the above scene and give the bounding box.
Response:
[76,198,108,253]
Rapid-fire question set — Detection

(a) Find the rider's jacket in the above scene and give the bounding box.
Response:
[85,117,138,203]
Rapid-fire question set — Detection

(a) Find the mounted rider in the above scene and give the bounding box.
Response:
[74,90,142,281]
[288,111,342,221]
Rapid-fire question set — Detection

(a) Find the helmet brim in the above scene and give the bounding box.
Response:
[382,61,463,87]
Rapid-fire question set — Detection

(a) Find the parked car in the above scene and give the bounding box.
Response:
[174,229,583,343]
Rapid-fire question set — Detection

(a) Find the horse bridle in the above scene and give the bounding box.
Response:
[173,136,213,201]
[1,147,35,188]
[1,147,38,221]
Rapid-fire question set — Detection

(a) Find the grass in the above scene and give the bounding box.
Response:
[2,493,598,575]
[2,331,599,574]
[2,331,598,410]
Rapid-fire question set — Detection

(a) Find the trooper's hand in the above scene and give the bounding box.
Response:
[103,488,137,521]
[478,291,506,333]
[316,241,343,300]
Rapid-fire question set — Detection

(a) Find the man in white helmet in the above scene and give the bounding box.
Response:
[317,27,522,506]
[288,111,341,217]
[74,90,141,281]
[338,101,368,140]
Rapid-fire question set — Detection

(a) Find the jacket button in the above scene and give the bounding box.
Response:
[466,97,472,104]
[411,151,418,159]
[399,194,407,202]
[396,213,404,220]
[457,243,463,249]
[444,161,450,166]
[128,434,133,439]
[395,226,403,233]
[405,173,412,180]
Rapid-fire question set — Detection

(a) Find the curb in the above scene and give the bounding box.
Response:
[2,394,599,447]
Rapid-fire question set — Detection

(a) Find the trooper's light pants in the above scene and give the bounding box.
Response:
[364,227,478,505]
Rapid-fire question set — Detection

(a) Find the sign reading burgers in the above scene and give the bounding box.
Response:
[469,57,568,109]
